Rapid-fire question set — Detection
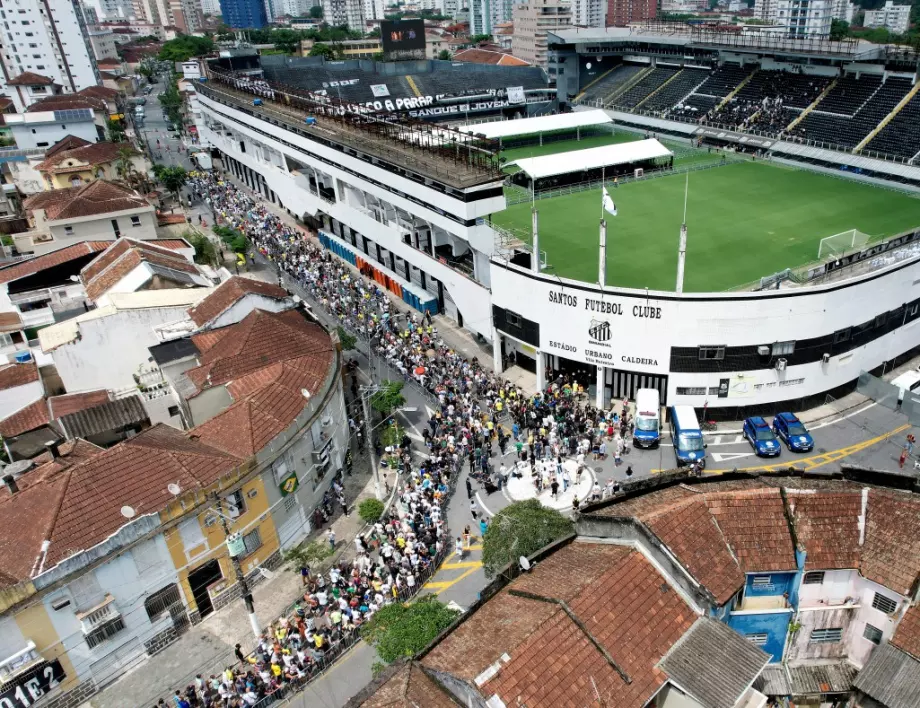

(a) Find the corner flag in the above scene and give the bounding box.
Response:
[602,187,617,217]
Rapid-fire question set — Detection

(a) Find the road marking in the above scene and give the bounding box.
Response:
[711,451,756,462]
[475,491,494,517]
[424,566,481,595]
[440,561,483,570]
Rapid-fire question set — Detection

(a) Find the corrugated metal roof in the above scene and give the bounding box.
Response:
[854,643,920,708]
[787,662,857,694]
[755,665,791,696]
[57,395,149,439]
[511,138,673,180]
[659,617,771,708]
[458,110,612,140]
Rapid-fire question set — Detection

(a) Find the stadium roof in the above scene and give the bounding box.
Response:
[511,138,672,180]
[458,109,612,140]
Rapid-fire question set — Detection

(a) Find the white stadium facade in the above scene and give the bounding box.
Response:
[194,32,920,414]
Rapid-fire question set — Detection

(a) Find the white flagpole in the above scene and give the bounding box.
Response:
[676,172,689,294]
[597,194,607,409]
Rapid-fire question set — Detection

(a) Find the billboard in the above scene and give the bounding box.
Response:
[381,19,426,53]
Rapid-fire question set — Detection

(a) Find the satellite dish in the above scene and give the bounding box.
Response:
[301,388,311,399]
[519,556,531,571]
[120,505,136,519]
[167,483,182,496]
[586,62,592,70]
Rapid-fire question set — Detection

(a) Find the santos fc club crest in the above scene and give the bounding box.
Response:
[589,319,612,343]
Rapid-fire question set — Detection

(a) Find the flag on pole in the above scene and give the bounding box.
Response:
[602,187,618,217]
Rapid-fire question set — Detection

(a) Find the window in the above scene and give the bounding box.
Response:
[224,489,245,518]
[167,405,179,417]
[130,215,141,227]
[0,332,12,348]
[676,387,707,396]
[872,593,898,614]
[752,575,772,589]
[809,628,843,644]
[746,633,768,646]
[698,346,725,361]
[506,311,522,328]
[833,328,851,344]
[803,571,825,585]
[864,624,883,645]
[284,495,297,512]
[242,528,261,556]
[144,583,181,622]
[772,341,795,356]
[85,614,125,649]
[111,219,120,237]
[64,225,74,235]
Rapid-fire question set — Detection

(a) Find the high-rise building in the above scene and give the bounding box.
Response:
[322,0,364,30]
[363,0,386,21]
[134,0,204,31]
[469,0,492,35]
[863,0,911,33]
[0,0,100,111]
[201,0,223,14]
[606,0,655,26]
[219,0,269,26]
[754,0,854,36]
[512,0,571,67]
[572,0,604,26]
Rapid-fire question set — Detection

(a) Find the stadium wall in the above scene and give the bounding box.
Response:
[489,251,920,409]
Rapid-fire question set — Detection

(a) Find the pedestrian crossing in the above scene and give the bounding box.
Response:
[422,543,483,595]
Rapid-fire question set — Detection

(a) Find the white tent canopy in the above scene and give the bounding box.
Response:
[457,110,613,140]
[511,138,673,180]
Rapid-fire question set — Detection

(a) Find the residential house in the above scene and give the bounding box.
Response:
[0,312,27,362]
[185,276,291,331]
[5,95,107,151]
[853,604,920,708]
[5,73,63,113]
[20,180,156,255]
[0,360,44,431]
[35,140,143,190]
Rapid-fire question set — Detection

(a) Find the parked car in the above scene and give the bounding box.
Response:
[772,412,815,452]
[743,416,781,457]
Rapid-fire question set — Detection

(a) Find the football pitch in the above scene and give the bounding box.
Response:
[493,153,920,292]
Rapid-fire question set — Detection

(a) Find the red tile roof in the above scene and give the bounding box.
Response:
[453,48,529,66]
[0,311,22,331]
[0,241,111,285]
[24,180,150,222]
[423,543,694,708]
[358,662,461,707]
[187,276,289,327]
[787,489,862,570]
[861,489,920,595]
[7,71,54,86]
[704,489,795,572]
[0,361,39,391]
[47,390,112,419]
[0,439,103,500]
[892,604,920,661]
[77,86,120,101]
[26,94,107,113]
[35,142,136,174]
[81,238,200,301]
[0,398,50,437]
[46,135,93,157]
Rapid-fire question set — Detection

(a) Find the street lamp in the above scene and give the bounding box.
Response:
[359,384,417,500]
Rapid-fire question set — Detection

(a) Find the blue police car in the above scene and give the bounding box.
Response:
[772,412,815,452]
[743,416,781,457]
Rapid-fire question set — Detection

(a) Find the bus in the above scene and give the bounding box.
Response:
[668,405,706,468]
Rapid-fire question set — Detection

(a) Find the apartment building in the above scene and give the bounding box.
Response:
[512,0,572,68]
[863,0,911,34]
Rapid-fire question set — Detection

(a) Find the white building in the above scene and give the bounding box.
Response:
[363,0,386,20]
[322,0,365,29]
[571,0,604,28]
[87,27,120,61]
[512,0,572,68]
[0,0,99,103]
[201,0,223,14]
[863,0,911,33]
[469,0,491,35]
[755,0,854,36]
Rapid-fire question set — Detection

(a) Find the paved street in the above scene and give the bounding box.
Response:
[133,77,192,171]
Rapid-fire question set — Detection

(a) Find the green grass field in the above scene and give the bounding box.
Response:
[493,159,920,292]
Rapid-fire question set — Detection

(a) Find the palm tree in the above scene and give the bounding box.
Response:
[115,146,138,187]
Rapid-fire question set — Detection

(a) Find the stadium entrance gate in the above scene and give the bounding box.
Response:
[604,367,668,405]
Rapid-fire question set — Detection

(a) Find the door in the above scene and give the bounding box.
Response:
[188,559,222,619]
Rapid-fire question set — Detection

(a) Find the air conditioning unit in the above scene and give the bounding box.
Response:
[757,345,770,356]
[203,514,218,527]
[776,358,787,371]
[822,353,831,364]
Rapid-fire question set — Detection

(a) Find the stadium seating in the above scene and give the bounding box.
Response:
[865,88,920,160]
[709,70,831,132]
[579,64,644,103]
[610,67,680,109]
[792,76,913,150]
[642,68,710,113]
[813,74,882,116]
[693,64,751,98]
[669,94,719,121]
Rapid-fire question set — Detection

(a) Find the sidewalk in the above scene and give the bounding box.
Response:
[86,464,376,708]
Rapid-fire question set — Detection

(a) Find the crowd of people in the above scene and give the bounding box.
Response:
[164,170,640,707]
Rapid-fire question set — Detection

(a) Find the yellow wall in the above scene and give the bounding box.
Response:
[165,475,281,613]
[13,603,79,693]
[44,164,115,190]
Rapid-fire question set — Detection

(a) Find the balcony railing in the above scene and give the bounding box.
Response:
[0,642,42,683]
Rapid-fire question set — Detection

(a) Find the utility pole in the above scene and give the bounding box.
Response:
[360,387,384,500]
[214,493,261,638]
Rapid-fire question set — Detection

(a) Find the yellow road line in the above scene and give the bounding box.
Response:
[423,580,454,589]
[653,423,909,475]
[425,566,480,595]
[467,544,483,551]
[440,561,483,570]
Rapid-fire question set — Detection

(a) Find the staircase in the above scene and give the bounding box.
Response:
[603,66,652,107]
[635,69,683,110]
[575,66,618,102]
[854,81,920,152]
[405,75,422,98]
[786,77,838,132]
[716,69,757,111]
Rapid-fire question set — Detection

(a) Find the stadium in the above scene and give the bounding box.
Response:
[194,29,920,411]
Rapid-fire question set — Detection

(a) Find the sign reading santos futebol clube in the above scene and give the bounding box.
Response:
[542,289,667,371]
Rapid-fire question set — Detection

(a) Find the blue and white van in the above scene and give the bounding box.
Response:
[633,388,661,448]
[669,405,706,468]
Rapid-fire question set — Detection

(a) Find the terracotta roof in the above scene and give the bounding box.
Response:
[7,71,54,86]
[47,390,112,419]
[0,439,103,500]
[77,85,120,100]
[862,489,920,595]
[35,142,136,174]
[0,398,50,437]
[26,94,107,113]
[0,361,39,391]
[0,241,110,286]
[187,276,288,327]
[704,489,794,572]
[350,661,461,708]
[46,135,92,157]
[0,96,13,112]
[7,424,241,575]
[787,489,862,570]
[423,543,695,708]
[453,48,529,66]
[24,180,150,222]
[0,311,22,332]
[892,604,920,661]
[81,238,200,301]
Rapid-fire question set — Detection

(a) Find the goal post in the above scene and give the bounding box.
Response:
[817,229,871,260]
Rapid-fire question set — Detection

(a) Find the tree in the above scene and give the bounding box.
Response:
[309,4,323,17]
[830,18,850,40]
[469,33,491,44]
[370,380,405,418]
[358,498,385,523]
[273,28,302,54]
[158,165,188,198]
[336,326,357,351]
[106,118,126,143]
[283,539,334,571]
[114,146,139,186]
[482,499,574,577]
[309,42,336,59]
[159,35,215,62]
[437,49,451,60]
[361,596,460,663]
[367,27,381,38]
[187,233,219,266]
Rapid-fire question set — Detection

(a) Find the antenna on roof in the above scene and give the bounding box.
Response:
[120,505,136,519]
[167,483,182,496]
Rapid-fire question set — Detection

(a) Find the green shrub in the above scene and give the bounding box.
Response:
[358,498,385,523]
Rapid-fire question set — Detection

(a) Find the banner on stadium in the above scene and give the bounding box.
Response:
[370,84,390,97]
[506,86,525,104]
